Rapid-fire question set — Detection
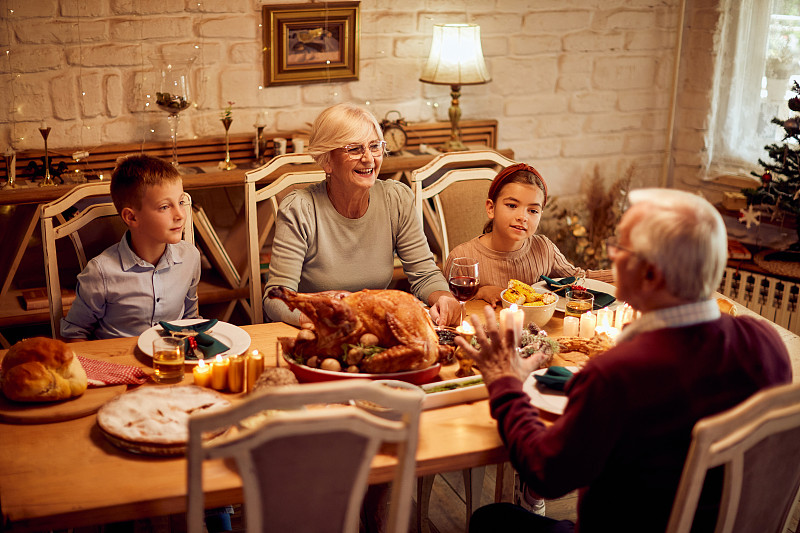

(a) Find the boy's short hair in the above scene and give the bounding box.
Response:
[110,155,181,212]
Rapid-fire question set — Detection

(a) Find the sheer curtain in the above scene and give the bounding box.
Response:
[710,0,799,176]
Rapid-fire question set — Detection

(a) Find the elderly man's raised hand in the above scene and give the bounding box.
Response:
[454,305,521,385]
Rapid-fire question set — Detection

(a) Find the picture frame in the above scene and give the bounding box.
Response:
[262,2,360,87]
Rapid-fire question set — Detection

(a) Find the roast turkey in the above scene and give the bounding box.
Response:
[268,287,442,373]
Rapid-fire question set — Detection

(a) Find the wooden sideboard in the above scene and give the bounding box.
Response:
[0,119,511,346]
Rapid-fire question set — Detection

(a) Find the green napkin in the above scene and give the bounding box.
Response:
[533,366,574,391]
[158,319,229,360]
[540,275,616,310]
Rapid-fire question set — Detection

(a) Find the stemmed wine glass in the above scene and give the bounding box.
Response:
[150,53,195,172]
[448,257,479,323]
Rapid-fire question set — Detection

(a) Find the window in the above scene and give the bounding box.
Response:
[711,0,800,175]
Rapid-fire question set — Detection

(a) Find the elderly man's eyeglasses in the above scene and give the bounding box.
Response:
[605,237,637,257]
[341,141,386,159]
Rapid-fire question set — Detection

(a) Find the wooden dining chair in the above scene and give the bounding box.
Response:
[40,182,193,338]
[186,379,424,533]
[243,153,325,323]
[666,381,800,533]
[409,150,517,260]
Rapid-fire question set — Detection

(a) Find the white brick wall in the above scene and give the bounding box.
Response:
[0,0,720,196]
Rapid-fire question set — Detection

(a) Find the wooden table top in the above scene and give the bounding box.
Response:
[1,297,798,532]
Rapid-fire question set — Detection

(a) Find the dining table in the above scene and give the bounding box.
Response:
[0,296,798,532]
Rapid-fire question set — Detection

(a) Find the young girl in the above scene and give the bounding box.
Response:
[444,163,614,307]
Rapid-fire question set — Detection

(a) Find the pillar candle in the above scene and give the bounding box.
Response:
[614,304,627,329]
[500,305,524,347]
[623,306,635,325]
[210,355,229,391]
[192,359,213,388]
[563,316,580,337]
[579,311,597,338]
[227,354,245,393]
[596,308,613,328]
[246,350,264,392]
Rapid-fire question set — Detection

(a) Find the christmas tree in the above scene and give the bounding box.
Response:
[743,80,800,252]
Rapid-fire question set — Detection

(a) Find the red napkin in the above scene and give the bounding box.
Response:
[77,355,148,386]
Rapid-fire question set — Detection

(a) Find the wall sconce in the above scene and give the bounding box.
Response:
[420,24,491,152]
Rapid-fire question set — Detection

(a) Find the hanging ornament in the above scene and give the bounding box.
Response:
[761,171,772,186]
[789,96,800,112]
[738,205,761,229]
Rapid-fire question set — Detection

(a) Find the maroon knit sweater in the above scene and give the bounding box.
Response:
[488,315,791,533]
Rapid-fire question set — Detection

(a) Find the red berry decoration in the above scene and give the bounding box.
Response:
[789,97,800,112]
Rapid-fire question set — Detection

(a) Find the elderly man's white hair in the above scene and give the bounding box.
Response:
[627,188,727,301]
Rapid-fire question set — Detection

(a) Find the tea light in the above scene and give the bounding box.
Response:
[595,325,621,341]
[228,354,245,393]
[623,306,635,325]
[579,311,596,338]
[563,316,580,337]
[210,354,229,390]
[596,308,613,328]
[192,359,213,388]
[246,349,264,392]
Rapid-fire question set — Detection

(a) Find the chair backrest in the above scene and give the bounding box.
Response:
[666,381,800,533]
[409,150,517,259]
[243,153,325,324]
[40,182,194,338]
[186,380,424,533]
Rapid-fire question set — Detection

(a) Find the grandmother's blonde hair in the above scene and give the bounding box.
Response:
[307,103,384,167]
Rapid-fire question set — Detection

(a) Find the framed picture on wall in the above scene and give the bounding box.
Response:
[262,2,360,87]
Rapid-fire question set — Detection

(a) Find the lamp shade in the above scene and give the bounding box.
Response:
[419,24,490,86]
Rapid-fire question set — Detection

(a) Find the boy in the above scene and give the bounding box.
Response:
[61,154,201,340]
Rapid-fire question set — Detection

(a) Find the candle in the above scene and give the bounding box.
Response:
[499,304,524,347]
[457,320,475,336]
[40,120,48,130]
[595,325,621,341]
[579,311,597,338]
[192,359,213,388]
[246,349,264,392]
[254,112,267,127]
[623,306,635,325]
[210,354,229,390]
[596,308,613,328]
[227,354,245,393]
[563,316,580,337]
[614,304,627,329]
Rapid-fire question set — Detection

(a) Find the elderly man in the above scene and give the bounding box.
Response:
[461,189,792,533]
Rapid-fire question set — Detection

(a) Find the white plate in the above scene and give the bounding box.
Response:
[521,366,579,415]
[534,279,620,313]
[137,319,251,364]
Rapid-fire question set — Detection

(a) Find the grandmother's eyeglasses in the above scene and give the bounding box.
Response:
[605,236,637,258]
[341,141,386,159]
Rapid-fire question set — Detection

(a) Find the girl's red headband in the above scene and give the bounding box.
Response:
[487,163,548,208]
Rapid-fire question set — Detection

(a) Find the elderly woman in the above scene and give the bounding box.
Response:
[262,102,460,327]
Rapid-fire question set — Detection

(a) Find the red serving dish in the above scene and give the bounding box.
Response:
[283,354,441,385]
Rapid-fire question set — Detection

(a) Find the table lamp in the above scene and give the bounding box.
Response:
[420,24,491,152]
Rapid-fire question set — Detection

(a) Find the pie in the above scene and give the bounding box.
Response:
[97,385,231,447]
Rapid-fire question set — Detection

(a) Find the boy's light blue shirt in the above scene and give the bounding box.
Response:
[61,231,201,340]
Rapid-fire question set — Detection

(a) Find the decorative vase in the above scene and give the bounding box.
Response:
[219,117,236,171]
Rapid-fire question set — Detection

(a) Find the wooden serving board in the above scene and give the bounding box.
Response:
[0,385,127,424]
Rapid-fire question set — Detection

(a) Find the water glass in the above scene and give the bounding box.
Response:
[565,289,594,318]
[152,337,185,384]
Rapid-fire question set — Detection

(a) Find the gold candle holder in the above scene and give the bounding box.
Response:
[454,322,477,377]
[38,123,54,187]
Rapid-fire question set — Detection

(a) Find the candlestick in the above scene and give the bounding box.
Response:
[579,311,597,338]
[38,125,54,187]
[192,359,213,387]
[563,316,580,337]
[228,354,245,393]
[246,349,264,392]
[210,354,229,390]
